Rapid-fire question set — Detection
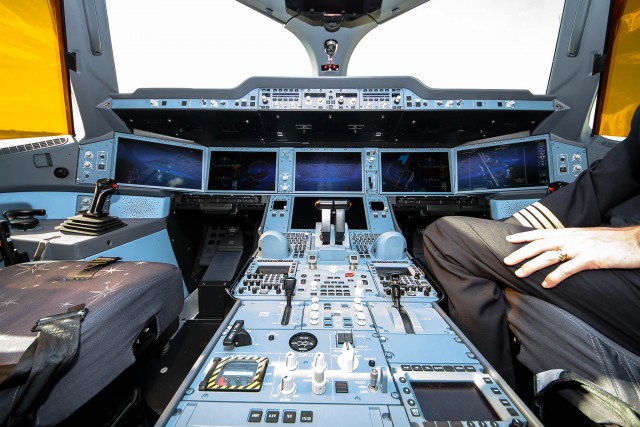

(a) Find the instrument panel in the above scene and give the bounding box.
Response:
[77,134,587,196]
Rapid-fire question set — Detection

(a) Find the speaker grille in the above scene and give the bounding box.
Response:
[490,198,538,220]
[110,196,168,218]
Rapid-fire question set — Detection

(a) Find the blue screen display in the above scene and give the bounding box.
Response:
[456,139,549,191]
[115,137,203,190]
[208,151,277,191]
[381,151,450,193]
[295,152,362,192]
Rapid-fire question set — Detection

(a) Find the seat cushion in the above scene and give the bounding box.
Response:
[505,289,640,424]
[0,260,184,426]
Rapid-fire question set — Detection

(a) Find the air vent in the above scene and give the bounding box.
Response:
[0,137,68,157]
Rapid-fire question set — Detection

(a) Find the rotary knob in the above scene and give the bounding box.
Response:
[285,351,298,370]
[279,375,296,395]
[312,352,327,395]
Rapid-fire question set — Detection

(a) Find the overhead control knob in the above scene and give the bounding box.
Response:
[338,95,344,105]
[285,351,298,370]
[312,352,327,395]
[261,95,268,104]
[337,342,359,372]
[394,95,401,104]
[279,374,296,395]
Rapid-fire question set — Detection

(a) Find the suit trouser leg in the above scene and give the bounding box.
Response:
[423,216,640,386]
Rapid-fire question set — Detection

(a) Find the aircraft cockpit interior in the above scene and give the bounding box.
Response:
[0,1,639,426]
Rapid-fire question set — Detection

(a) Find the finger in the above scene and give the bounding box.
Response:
[506,230,548,243]
[506,228,574,244]
[504,238,564,266]
[541,258,586,288]
[513,250,562,278]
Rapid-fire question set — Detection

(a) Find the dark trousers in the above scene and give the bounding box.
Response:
[423,216,640,386]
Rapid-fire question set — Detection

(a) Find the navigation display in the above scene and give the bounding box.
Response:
[381,151,451,193]
[114,136,204,190]
[456,139,549,192]
[295,151,362,192]
[208,150,277,192]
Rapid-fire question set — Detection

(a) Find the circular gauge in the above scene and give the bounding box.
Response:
[288,332,318,352]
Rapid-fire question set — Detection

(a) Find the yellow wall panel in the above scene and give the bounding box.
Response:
[595,0,640,137]
[0,0,72,139]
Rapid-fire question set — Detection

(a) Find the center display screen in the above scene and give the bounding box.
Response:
[114,136,204,191]
[456,139,549,192]
[295,151,362,192]
[208,150,277,192]
[380,151,451,193]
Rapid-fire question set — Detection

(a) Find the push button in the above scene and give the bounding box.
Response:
[300,411,313,422]
[266,410,279,423]
[248,410,263,422]
[335,381,349,393]
[283,410,296,423]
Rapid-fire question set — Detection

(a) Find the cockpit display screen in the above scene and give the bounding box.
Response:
[295,151,362,192]
[208,150,277,192]
[380,151,451,193]
[456,139,549,192]
[411,382,499,421]
[114,136,204,191]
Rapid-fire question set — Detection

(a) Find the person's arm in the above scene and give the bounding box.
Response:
[511,105,640,230]
[503,226,640,288]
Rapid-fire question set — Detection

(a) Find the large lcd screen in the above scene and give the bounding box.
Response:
[411,382,499,421]
[295,151,362,192]
[381,151,451,193]
[114,136,204,190]
[208,151,277,192]
[290,197,368,230]
[456,139,549,192]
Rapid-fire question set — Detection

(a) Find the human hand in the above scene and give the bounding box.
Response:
[503,226,640,288]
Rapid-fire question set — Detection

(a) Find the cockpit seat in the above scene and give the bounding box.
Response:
[505,289,640,425]
[0,259,184,426]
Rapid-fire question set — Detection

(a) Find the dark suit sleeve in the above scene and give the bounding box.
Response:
[512,104,640,229]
